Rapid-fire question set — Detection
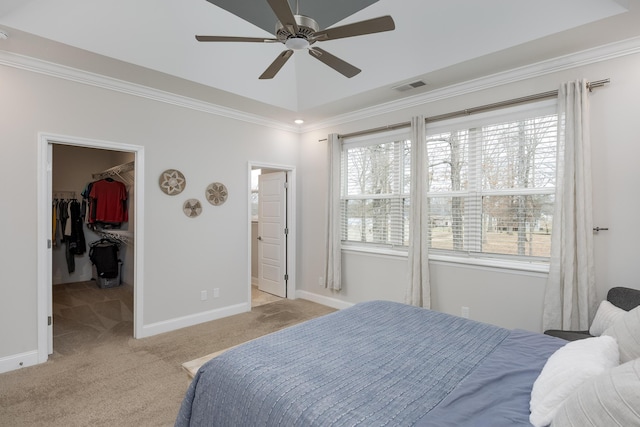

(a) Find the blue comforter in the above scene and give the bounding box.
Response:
[175,301,564,426]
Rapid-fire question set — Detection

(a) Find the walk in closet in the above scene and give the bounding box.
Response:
[51,144,135,354]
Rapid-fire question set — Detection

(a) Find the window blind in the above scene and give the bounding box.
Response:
[425,101,558,259]
[341,129,411,247]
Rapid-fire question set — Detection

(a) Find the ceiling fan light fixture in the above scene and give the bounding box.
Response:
[285,37,309,50]
[196,0,395,79]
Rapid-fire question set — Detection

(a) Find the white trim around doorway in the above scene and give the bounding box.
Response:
[36,132,145,365]
[247,162,297,305]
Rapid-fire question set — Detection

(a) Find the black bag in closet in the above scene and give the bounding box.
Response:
[89,239,120,279]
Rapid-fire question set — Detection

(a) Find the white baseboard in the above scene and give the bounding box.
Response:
[139,302,250,338]
[251,276,258,286]
[295,290,354,310]
[0,350,40,374]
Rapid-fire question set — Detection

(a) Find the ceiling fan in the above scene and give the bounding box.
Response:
[196,0,395,79]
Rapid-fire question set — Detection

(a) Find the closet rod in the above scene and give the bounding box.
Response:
[333,78,609,140]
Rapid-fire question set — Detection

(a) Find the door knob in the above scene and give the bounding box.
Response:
[257,236,262,240]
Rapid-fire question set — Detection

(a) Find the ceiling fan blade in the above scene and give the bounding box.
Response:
[313,16,395,41]
[309,47,361,78]
[267,0,298,34]
[196,35,278,43]
[259,50,294,79]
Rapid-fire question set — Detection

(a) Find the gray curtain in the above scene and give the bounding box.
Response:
[325,133,342,291]
[406,116,431,307]
[543,79,596,330]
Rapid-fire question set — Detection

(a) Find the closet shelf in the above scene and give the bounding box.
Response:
[92,161,134,184]
[53,190,77,200]
[90,161,134,245]
[94,229,132,246]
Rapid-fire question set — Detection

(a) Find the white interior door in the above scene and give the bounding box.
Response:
[258,172,287,297]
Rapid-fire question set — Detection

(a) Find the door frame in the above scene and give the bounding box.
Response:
[36,132,145,363]
[247,162,296,305]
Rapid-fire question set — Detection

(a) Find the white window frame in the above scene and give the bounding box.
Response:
[340,128,411,252]
[335,100,557,273]
[424,100,557,269]
[250,168,261,222]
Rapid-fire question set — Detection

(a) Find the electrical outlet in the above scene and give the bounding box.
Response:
[213,288,220,298]
[200,290,207,301]
[461,306,470,318]
[318,276,324,286]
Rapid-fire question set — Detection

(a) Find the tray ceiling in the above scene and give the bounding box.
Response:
[206,0,380,34]
[0,0,638,125]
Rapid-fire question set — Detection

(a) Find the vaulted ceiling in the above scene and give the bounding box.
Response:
[1,0,639,126]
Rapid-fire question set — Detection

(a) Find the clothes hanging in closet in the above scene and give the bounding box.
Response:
[52,200,57,247]
[54,198,86,274]
[83,178,128,229]
[57,199,69,246]
[67,199,86,254]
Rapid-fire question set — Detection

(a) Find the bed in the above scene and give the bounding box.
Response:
[175,300,575,426]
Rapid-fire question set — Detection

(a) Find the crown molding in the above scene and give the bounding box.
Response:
[0,50,298,133]
[2,35,640,134]
[303,36,640,132]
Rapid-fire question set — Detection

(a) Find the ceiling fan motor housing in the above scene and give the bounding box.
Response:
[276,15,319,47]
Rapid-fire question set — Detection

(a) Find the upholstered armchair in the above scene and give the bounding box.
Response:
[544,287,640,341]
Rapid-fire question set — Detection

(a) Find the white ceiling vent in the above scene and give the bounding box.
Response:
[392,80,427,92]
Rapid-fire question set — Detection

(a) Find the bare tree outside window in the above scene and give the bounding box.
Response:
[342,138,411,247]
[425,130,468,251]
[338,105,556,260]
[426,113,557,258]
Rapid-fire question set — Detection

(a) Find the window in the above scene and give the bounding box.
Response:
[340,130,411,248]
[336,100,557,262]
[425,101,557,259]
[250,168,261,221]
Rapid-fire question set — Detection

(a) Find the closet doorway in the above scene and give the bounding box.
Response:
[36,134,145,364]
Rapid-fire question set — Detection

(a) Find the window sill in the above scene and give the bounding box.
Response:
[340,245,549,274]
[341,245,408,259]
[428,253,549,274]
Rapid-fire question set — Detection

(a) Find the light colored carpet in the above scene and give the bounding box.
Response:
[251,284,283,307]
[51,280,135,357]
[0,282,335,427]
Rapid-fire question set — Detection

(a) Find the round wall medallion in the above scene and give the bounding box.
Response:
[183,199,202,218]
[206,182,228,206]
[159,169,186,195]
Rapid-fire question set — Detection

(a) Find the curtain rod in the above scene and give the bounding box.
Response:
[332,78,609,140]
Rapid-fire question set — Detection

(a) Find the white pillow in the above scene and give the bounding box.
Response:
[589,300,626,336]
[552,358,640,427]
[603,305,640,363]
[529,335,619,427]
